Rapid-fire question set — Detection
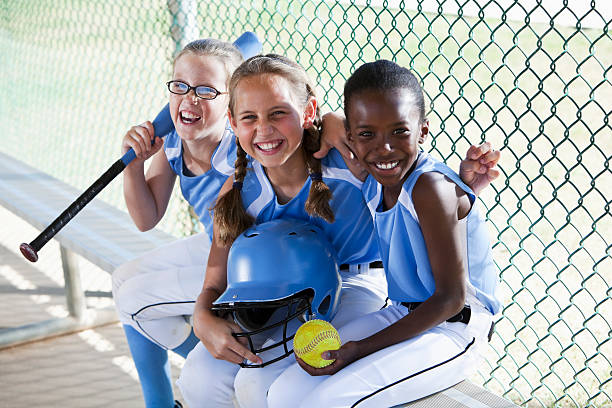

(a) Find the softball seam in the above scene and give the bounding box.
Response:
[294,329,341,356]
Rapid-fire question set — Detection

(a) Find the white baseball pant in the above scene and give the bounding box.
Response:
[267,297,494,408]
[112,232,211,349]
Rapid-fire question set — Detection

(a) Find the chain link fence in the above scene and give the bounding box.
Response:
[1,1,610,406]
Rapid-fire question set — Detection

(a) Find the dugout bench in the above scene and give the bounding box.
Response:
[0,150,518,407]
[0,151,174,349]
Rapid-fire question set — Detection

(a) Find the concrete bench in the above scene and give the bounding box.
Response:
[0,151,175,349]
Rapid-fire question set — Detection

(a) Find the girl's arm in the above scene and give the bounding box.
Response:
[316,112,500,190]
[192,177,262,365]
[298,172,469,375]
[315,112,354,161]
[122,121,175,231]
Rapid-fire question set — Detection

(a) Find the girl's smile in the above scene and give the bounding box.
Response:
[179,110,201,124]
[255,139,285,154]
[375,160,400,170]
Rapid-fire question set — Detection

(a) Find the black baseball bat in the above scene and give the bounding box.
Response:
[20,32,262,262]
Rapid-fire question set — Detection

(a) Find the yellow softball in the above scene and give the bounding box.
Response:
[293,319,341,368]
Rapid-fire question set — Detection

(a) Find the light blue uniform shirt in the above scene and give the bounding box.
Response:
[362,152,501,314]
[164,123,236,239]
[240,149,380,266]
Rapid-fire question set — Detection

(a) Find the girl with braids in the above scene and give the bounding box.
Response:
[177,53,388,408]
[177,55,500,408]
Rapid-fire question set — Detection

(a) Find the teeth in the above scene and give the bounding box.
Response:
[257,141,282,151]
[375,161,398,170]
[180,111,201,123]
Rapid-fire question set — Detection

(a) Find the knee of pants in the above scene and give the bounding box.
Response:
[267,361,328,408]
[234,367,273,408]
[177,344,238,408]
[112,273,143,319]
[112,264,143,325]
[177,351,205,404]
[111,259,139,298]
[267,372,303,408]
[177,352,209,405]
[113,263,175,319]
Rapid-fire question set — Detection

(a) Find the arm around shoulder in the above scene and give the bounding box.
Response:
[459,142,501,195]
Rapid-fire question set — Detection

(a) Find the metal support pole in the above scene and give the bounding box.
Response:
[60,246,86,321]
[168,0,200,56]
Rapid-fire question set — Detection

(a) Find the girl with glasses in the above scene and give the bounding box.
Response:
[112,38,242,408]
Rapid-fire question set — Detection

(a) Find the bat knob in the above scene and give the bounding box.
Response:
[20,243,39,262]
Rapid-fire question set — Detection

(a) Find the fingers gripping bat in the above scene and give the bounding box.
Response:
[20,32,262,262]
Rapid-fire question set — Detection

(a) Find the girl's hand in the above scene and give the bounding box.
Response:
[459,142,501,195]
[121,121,164,163]
[316,112,368,180]
[315,112,351,159]
[194,312,262,365]
[295,340,361,376]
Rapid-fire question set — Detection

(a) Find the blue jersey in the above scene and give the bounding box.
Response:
[362,152,501,314]
[240,149,380,266]
[164,123,236,238]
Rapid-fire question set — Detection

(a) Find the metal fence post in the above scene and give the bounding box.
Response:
[167,0,200,56]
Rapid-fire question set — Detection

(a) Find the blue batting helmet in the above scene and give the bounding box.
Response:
[212,218,341,367]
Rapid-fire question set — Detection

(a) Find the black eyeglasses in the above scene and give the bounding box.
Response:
[166,80,228,100]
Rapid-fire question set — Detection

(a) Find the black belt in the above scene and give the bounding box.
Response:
[339,261,383,271]
[401,301,471,324]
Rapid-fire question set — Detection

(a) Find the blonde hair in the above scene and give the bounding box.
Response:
[173,38,243,88]
[214,54,334,245]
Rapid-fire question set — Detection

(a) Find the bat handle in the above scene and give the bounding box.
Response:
[19,159,127,262]
[120,103,174,166]
[120,148,138,165]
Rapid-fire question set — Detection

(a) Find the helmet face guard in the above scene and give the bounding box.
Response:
[213,219,341,368]
[212,291,313,368]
